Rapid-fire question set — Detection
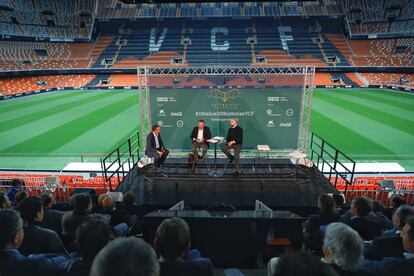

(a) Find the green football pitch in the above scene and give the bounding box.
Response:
[0,88,413,171]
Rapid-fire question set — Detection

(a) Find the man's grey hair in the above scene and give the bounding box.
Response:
[395,205,414,228]
[324,222,363,271]
[90,237,159,276]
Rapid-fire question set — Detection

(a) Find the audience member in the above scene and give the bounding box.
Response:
[362,216,414,275]
[322,223,371,275]
[39,192,64,233]
[60,219,113,276]
[268,251,338,276]
[16,196,66,256]
[365,205,414,260]
[62,193,92,238]
[122,191,138,217]
[371,200,393,230]
[14,190,28,206]
[332,193,346,214]
[154,217,213,276]
[303,194,339,251]
[384,195,406,219]
[97,194,129,227]
[0,209,67,276]
[0,192,11,209]
[90,237,159,276]
[342,197,382,240]
[6,178,23,205]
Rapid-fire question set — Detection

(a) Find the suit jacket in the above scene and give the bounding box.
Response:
[145,132,165,157]
[362,256,414,276]
[19,224,66,256]
[39,208,64,234]
[347,217,382,241]
[226,125,243,145]
[365,234,404,260]
[160,258,213,276]
[330,264,373,276]
[190,127,212,142]
[0,249,67,276]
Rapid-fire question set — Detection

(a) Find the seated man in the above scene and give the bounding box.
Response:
[190,119,212,162]
[362,216,414,275]
[60,219,113,276]
[145,124,169,168]
[342,196,382,241]
[154,217,213,276]
[39,192,64,234]
[221,118,243,175]
[303,194,340,251]
[90,237,159,276]
[0,209,68,276]
[365,205,414,260]
[323,223,372,275]
[16,196,66,256]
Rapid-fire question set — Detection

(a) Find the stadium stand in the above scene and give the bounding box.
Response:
[0,74,95,95]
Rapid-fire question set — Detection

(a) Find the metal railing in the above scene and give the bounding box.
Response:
[102,131,140,191]
[310,132,356,193]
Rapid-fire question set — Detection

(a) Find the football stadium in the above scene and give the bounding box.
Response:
[0,1,414,275]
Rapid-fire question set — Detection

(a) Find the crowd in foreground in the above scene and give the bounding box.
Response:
[0,178,413,276]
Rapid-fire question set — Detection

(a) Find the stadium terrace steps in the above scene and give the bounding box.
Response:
[331,73,359,86]
[86,74,111,87]
[90,36,116,67]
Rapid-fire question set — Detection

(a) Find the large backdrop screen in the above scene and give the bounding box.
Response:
[149,87,303,150]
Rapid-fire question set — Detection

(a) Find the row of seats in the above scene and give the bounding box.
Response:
[330,176,414,192]
[0,74,95,95]
[0,0,96,39]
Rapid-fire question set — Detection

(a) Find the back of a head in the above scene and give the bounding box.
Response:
[15,191,28,205]
[41,192,54,208]
[271,251,338,276]
[154,217,191,261]
[16,196,43,224]
[352,196,372,217]
[76,219,113,261]
[90,237,159,276]
[318,194,334,213]
[324,222,363,271]
[395,205,414,228]
[391,195,406,208]
[0,209,22,249]
[332,194,344,207]
[101,195,114,210]
[71,193,91,213]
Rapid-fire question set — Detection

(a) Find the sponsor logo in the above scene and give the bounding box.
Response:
[267,97,280,102]
[170,112,182,117]
[279,122,292,128]
[176,120,184,127]
[266,108,281,117]
[286,109,294,116]
[266,120,275,127]
[157,97,169,102]
[158,109,166,116]
[208,88,242,103]
[157,120,163,126]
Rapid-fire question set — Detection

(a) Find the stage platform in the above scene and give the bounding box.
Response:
[116,158,338,211]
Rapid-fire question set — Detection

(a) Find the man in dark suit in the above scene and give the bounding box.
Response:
[190,119,212,162]
[0,209,68,276]
[362,216,414,276]
[39,192,63,234]
[342,196,382,241]
[145,124,169,167]
[365,206,414,260]
[16,196,66,256]
[222,118,243,175]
